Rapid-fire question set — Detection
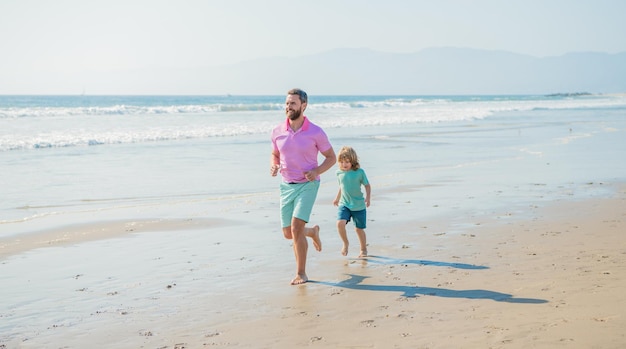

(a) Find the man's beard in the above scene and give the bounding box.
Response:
[287,108,302,121]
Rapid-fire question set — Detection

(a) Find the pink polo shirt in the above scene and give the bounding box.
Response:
[271,116,332,183]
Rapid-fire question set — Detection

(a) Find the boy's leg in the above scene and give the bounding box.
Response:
[355,228,367,257]
[352,209,368,257]
[337,220,349,256]
[337,206,352,256]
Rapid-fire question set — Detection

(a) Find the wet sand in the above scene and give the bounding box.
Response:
[1,183,625,348]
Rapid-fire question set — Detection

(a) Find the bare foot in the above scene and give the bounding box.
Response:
[310,225,322,252]
[358,250,368,258]
[291,274,308,285]
[341,244,348,256]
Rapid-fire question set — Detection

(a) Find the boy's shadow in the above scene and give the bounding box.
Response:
[362,255,489,270]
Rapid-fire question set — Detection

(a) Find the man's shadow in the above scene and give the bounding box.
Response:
[312,255,547,304]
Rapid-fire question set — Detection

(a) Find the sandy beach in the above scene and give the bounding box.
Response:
[1,180,625,348]
[2,93,626,348]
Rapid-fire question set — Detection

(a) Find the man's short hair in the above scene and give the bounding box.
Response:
[287,88,308,104]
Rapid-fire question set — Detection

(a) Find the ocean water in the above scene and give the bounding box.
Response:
[1,93,626,238]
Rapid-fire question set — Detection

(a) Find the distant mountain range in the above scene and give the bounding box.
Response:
[182,47,626,95]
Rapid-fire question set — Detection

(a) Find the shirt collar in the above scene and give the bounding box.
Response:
[283,116,309,132]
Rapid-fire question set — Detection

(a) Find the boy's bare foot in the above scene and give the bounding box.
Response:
[291,273,308,285]
[311,225,322,252]
[358,250,368,258]
[341,244,348,256]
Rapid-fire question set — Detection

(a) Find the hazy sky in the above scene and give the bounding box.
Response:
[1,0,625,94]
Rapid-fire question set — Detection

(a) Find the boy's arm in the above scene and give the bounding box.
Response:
[333,188,341,206]
[364,184,371,207]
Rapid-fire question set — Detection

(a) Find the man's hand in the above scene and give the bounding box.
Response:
[304,169,318,181]
[270,164,280,177]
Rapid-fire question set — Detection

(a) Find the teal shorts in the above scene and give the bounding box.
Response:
[337,205,367,229]
[280,180,320,228]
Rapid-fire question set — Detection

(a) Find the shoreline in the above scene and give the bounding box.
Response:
[0,217,234,259]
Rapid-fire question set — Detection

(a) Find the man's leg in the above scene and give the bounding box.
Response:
[306,225,322,252]
[290,218,308,285]
[287,181,321,285]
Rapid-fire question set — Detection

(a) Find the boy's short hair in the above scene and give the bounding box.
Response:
[338,146,360,170]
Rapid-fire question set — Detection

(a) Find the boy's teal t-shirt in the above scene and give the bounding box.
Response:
[336,168,369,211]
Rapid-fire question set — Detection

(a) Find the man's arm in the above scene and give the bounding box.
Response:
[317,147,337,175]
[270,150,280,177]
[304,147,336,181]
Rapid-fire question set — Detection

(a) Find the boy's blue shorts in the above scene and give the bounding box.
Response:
[337,205,367,229]
[279,180,320,228]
